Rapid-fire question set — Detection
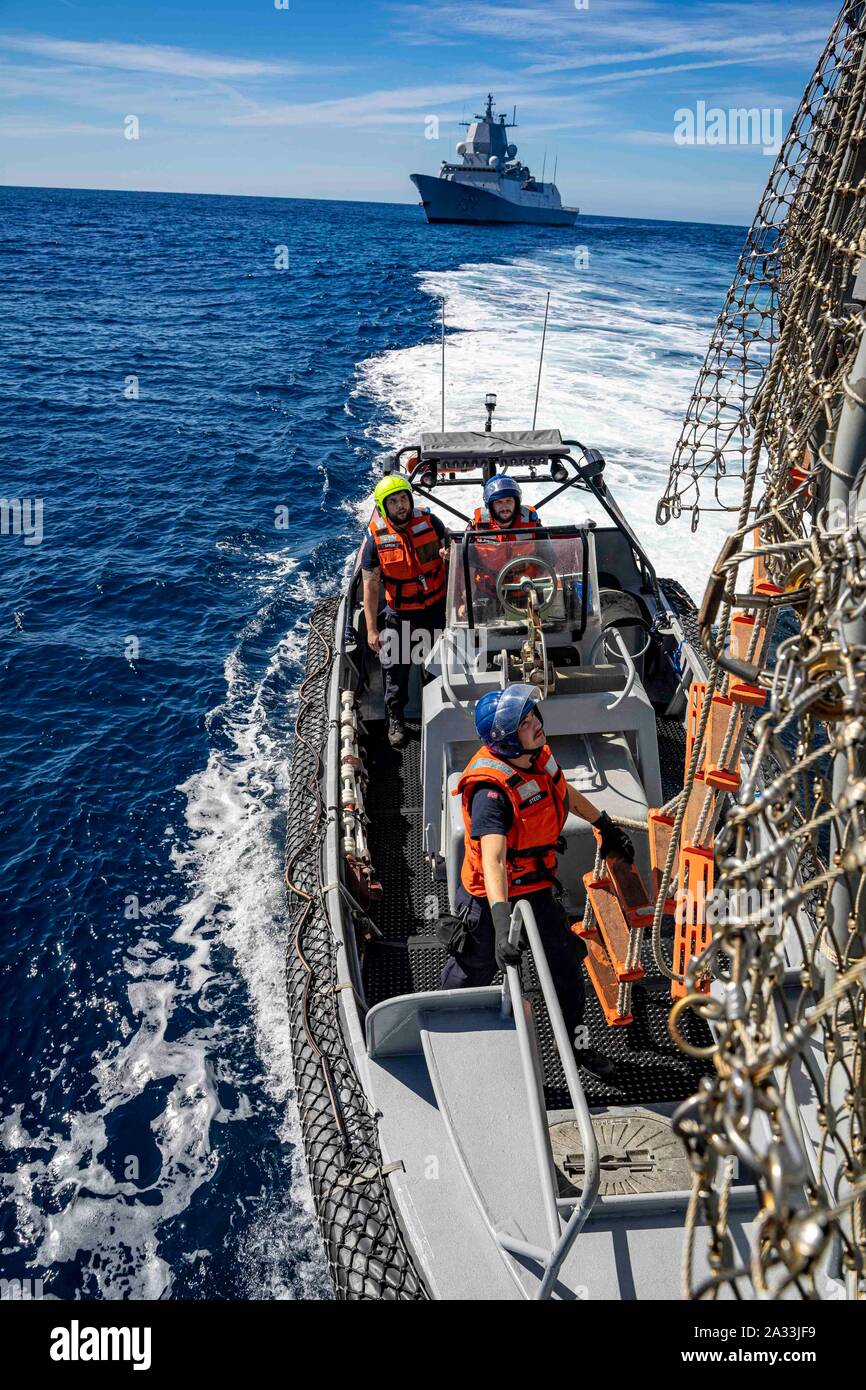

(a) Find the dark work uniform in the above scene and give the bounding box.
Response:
[439,785,587,1042]
[361,514,447,720]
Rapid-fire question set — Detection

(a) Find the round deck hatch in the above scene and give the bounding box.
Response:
[550,1110,692,1197]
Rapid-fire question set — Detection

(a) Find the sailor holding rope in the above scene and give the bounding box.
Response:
[441,682,633,1082]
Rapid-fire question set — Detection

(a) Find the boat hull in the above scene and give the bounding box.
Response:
[410,173,578,227]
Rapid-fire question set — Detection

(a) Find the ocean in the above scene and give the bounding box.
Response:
[0,186,743,1299]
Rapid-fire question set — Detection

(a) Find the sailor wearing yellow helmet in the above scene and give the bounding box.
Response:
[361,475,449,749]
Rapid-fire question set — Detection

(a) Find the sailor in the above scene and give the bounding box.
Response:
[470,473,540,588]
[362,475,448,750]
[440,682,634,1082]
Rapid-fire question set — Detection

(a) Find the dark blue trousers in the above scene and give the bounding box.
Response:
[379,599,446,720]
[439,885,587,1042]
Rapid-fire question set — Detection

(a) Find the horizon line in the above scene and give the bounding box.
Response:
[0,181,751,231]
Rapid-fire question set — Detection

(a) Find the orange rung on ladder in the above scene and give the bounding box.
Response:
[582,937,634,1027]
[671,845,715,1000]
[604,855,653,927]
[648,809,678,912]
[728,678,766,708]
[682,770,715,849]
[703,692,742,792]
[753,528,783,599]
[731,612,768,668]
[582,873,644,982]
[685,681,707,771]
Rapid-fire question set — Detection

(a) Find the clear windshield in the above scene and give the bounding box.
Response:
[448,531,587,630]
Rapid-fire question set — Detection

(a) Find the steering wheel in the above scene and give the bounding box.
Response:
[495,556,558,619]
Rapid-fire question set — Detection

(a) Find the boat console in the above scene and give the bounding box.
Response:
[422,523,660,918]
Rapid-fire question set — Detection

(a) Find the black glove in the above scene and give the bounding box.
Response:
[592,810,634,864]
[492,901,523,971]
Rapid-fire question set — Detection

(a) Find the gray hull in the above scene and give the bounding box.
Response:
[411,173,578,227]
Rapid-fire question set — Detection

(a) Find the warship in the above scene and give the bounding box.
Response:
[411,95,578,227]
[286,0,866,1301]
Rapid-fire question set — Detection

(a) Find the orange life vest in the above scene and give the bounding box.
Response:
[457,741,569,897]
[470,504,540,587]
[369,506,446,612]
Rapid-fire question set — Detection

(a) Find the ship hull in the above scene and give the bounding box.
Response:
[410,173,578,227]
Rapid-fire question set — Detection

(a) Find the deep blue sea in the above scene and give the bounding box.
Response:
[0,187,743,1299]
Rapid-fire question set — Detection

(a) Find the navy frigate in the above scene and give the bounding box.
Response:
[411,95,578,227]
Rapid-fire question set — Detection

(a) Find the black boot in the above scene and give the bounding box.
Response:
[574,1047,618,1083]
[388,716,408,750]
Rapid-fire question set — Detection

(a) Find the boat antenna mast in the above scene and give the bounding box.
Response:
[440,296,446,431]
[532,292,551,430]
[462,95,517,128]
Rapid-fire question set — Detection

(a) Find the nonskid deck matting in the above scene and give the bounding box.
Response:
[360,719,712,1110]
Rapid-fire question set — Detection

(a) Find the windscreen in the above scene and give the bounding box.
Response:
[449,531,587,630]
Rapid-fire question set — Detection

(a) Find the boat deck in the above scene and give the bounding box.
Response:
[360,713,712,1110]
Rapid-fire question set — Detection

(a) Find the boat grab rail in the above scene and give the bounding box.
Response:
[436,628,474,712]
[588,624,638,710]
[497,898,600,1299]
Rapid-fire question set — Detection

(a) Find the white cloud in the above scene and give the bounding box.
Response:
[223,81,601,130]
[0,33,335,80]
[390,0,834,79]
[0,120,118,138]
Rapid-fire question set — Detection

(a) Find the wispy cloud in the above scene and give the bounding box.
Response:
[0,120,118,138]
[223,81,602,131]
[0,33,335,80]
[390,0,833,80]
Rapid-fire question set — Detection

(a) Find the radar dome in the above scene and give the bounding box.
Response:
[506,143,517,159]
[488,155,500,169]
[456,141,468,156]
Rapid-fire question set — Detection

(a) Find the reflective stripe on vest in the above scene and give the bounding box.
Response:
[457,742,569,897]
[370,506,446,611]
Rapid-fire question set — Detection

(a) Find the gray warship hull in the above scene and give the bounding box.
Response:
[411,173,578,227]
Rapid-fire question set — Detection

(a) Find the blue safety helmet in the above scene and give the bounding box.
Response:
[483,473,522,509]
[474,683,543,759]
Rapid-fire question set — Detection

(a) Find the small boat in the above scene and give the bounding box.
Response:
[284,5,866,1299]
[285,413,764,1299]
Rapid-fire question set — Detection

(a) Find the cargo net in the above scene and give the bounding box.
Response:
[659,0,866,528]
[284,595,427,1300]
[655,0,866,1300]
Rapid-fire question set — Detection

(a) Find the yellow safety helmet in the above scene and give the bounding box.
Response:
[374,474,413,519]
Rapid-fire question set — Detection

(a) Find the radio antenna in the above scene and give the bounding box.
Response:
[552,153,558,185]
[440,297,446,431]
[532,292,551,430]
[541,150,547,183]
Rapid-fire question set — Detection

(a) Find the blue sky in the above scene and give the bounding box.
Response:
[0,0,840,222]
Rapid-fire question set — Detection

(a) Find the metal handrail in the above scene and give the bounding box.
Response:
[436,628,473,712]
[588,624,638,710]
[496,898,600,1299]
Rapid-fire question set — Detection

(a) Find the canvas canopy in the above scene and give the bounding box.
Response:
[418,429,568,462]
